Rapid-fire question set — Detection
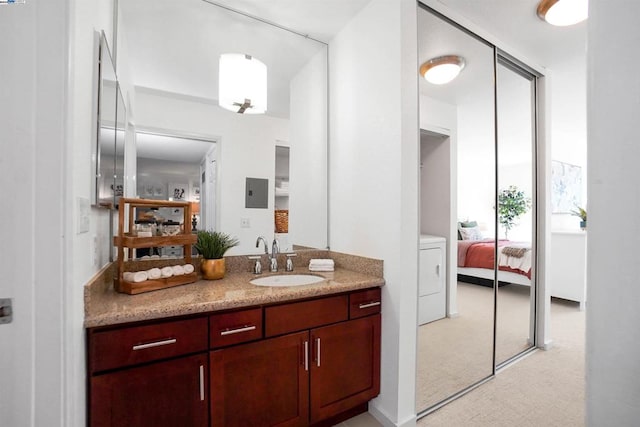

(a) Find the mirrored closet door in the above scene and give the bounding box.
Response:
[416,3,539,416]
[416,5,496,411]
[495,56,537,366]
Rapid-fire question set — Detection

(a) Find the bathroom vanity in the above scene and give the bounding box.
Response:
[85,258,383,427]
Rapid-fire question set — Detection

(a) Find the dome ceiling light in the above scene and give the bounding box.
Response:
[219,53,267,114]
[419,55,466,85]
[537,0,588,26]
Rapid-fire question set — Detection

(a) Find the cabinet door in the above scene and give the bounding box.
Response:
[309,314,381,424]
[419,247,443,297]
[210,331,309,427]
[90,353,208,427]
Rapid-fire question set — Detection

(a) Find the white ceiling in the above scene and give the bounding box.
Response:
[432,0,587,67]
[120,0,372,119]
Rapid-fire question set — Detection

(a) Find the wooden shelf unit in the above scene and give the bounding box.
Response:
[114,198,198,294]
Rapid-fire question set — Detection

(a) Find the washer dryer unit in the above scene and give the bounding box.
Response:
[418,235,446,325]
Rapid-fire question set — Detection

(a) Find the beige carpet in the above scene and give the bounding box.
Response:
[416,282,536,410]
[419,297,585,426]
[338,291,585,426]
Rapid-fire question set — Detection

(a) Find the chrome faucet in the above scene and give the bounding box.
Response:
[270,238,280,272]
[256,236,269,254]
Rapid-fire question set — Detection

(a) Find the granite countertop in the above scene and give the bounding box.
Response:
[85,253,384,328]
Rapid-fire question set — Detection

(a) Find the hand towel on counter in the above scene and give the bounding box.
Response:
[171,265,185,276]
[123,271,148,283]
[183,264,195,274]
[160,266,174,278]
[309,259,335,272]
[146,268,162,280]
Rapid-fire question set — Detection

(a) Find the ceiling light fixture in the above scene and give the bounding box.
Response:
[219,53,267,114]
[537,0,588,26]
[420,55,466,85]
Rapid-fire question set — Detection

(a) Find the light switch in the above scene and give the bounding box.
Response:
[240,218,250,228]
[77,197,90,234]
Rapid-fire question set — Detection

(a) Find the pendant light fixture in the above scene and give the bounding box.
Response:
[420,55,466,85]
[537,0,588,26]
[219,53,267,114]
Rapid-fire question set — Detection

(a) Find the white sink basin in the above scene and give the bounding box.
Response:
[250,274,325,287]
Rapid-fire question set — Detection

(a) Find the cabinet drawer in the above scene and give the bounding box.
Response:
[265,295,348,337]
[349,288,382,319]
[89,317,208,373]
[210,308,263,348]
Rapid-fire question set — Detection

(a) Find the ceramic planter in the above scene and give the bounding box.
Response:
[201,258,225,280]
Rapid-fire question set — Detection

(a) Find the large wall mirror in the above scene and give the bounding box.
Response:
[118,0,328,255]
[416,3,538,416]
[95,32,121,209]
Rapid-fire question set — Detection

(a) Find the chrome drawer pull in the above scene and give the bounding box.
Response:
[132,338,177,351]
[358,301,381,309]
[220,325,256,336]
[304,341,309,371]
[316,338,321,368]
[199,365,205,401]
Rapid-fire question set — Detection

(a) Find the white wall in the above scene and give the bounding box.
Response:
[289,47,328,250]
[133,90,289,254]
[0,0,92,425]
[586,1,640,424]
[550,51,587,231]
[419,95,458,317]
[329,0,419,425]
[66,1,117,426]
[457,90,496,237]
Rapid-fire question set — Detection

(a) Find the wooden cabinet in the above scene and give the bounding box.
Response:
[309,314,381,423]
[210,290,381,426]
[90,353,208,427]
[210,331,309,427]
[87,288,381,427]
[88,317,209,427]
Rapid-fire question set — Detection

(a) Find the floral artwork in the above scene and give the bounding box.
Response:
[551,160,582,213]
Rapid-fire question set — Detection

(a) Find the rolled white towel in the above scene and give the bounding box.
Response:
[147,268,162,280]
[160,266,173,278]
[183,264,195,274]
[123,271,148,283]
[171,265,185,276]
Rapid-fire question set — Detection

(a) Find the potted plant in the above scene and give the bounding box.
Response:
[498,185,532,239]
[195,230,239,280]
[571,206,587,230]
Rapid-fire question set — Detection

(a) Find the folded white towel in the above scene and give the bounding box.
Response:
[309,266,334,272]
[171,265,185,276]
[160,266,173,278]
[183,264,195,274]
[310,258,334,264]
[123,271,148,283]
[147,268,162,280]
[309,259,334,267]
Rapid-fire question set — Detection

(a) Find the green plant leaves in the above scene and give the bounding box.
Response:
[195,230,240,259]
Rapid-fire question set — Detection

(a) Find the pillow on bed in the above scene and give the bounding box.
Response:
[457,221,479,240]
[459,226,483,241]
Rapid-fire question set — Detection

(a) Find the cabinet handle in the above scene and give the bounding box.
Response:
[132,338,177,351]
[436,264,440,277]
[358,301,381,309]
[304,340,309,371]
[220,325,256,336]
[199,365,205,401]
[316,338,321,368]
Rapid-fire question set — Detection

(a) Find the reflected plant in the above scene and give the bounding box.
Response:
[498,186,531,238]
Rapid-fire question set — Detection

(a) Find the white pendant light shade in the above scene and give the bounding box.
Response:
[537,0,588,26]
[420,55,466,85]
[219,53,267,114]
